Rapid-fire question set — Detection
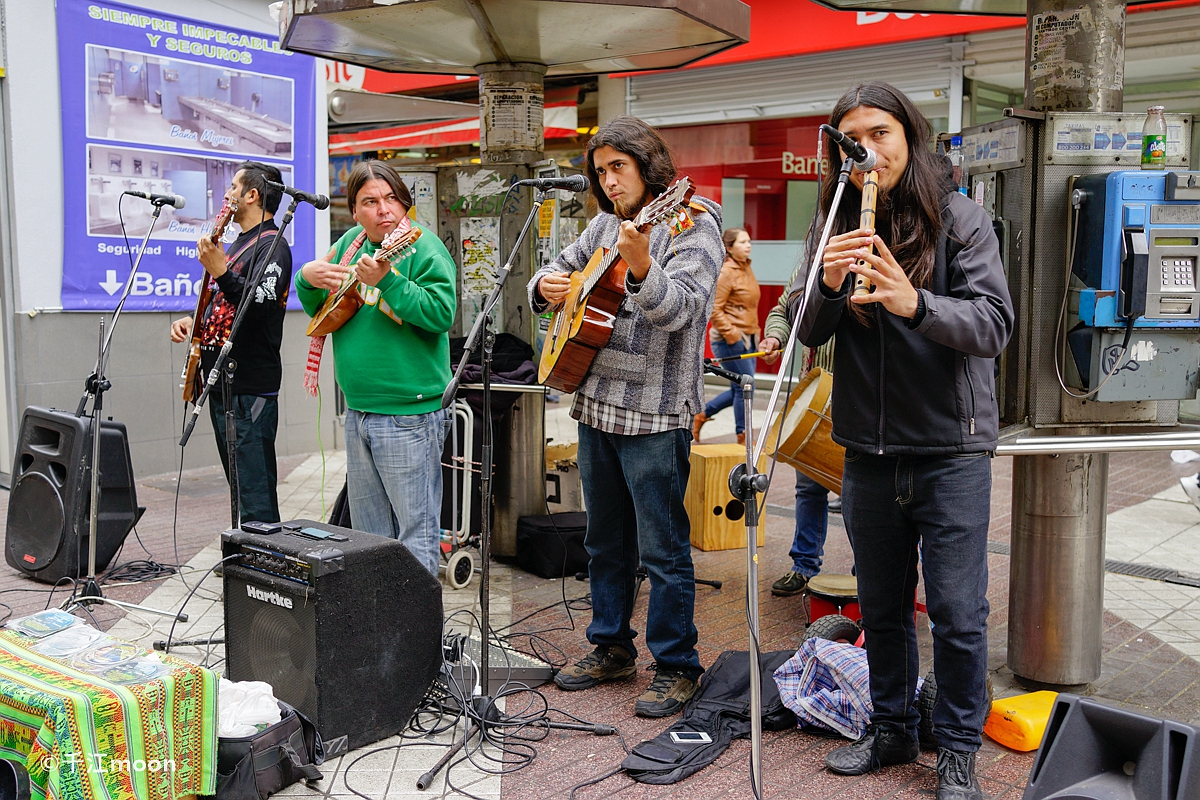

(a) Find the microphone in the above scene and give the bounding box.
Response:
[123,190,186,209]
[267,180,330,210]
[515,174,590,192]
[820,123,878,171]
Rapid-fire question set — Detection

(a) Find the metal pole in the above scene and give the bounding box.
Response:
[476,62,547,166]
[740,374,763,798]
[1009,0,1127,686]
[1010,446,1109,685]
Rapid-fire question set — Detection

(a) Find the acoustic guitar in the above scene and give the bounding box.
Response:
[180,198,237,403]
[305,225,422,337]
[537,177,696,393]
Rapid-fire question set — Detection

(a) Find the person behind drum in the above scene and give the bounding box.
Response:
[528,115,724,718]
[794,81,1013,800]
[759,268,837,599]
[692,228,759,445]
[295,160,456,578]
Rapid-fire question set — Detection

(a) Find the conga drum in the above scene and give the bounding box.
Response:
[805,573,860,623]
[763,367,844,494]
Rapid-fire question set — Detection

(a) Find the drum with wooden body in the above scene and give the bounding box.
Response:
[763,367,844,494]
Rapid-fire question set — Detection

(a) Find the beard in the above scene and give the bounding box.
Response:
[613,192,648,221]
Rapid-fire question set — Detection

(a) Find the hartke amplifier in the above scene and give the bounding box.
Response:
[5,407,144,582]
[222,519,443,756]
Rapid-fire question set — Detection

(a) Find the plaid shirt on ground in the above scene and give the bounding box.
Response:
[773,637,873,739]
[571,392,688,437]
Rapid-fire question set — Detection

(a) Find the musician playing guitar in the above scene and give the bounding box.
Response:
[528,116,724,718]
[295,160,455,578]
[169,161,291,524]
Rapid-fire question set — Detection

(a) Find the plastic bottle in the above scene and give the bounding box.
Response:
[1141,105,1167,169]
[948,135,969,195]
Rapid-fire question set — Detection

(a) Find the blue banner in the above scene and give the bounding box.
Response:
[57,0,317,310]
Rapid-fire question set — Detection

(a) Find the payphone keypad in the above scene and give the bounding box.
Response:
[1161,257,1197,290]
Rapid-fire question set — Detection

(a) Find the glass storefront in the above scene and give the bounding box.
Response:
[660,115,832,372]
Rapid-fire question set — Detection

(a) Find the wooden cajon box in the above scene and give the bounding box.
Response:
[686,443,766,551]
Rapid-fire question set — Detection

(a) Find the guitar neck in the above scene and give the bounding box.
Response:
[581,247,622,297]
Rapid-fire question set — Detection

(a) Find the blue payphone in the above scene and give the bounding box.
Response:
[1068,170,1200,401]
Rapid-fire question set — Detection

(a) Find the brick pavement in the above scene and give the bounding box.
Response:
[1,419,1198,798]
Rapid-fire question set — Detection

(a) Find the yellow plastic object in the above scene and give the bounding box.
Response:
[984,690,1059,751]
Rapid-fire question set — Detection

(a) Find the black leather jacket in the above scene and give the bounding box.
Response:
[795,192,1014,455]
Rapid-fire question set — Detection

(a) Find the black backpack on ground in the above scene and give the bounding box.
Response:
[621,650,796,784]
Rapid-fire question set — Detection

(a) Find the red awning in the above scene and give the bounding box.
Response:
[328,100,579,155]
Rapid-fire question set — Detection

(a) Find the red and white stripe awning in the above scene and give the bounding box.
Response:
[329,101,578,156]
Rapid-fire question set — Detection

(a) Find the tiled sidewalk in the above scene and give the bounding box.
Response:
[1,402,1199,798]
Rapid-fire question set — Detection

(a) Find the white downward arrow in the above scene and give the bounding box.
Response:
[99,270,123,295]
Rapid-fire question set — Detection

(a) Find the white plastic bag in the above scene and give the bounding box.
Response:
[218,678,282,738]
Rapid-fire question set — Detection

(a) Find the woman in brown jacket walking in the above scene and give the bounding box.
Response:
[693,228,760,444]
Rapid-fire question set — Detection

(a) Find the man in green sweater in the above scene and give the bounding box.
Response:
[295,160,456,576]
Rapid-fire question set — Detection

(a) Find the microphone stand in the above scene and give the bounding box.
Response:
[426,186,605,790]
[179,197,299,530]
[69,200,186,621]
[703,359,768,799]
[713,154,851,797]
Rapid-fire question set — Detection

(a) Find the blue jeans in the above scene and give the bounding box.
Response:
[209,394,280,524]
[704,339,756,435]
[790,470,828,577]
[577,423,702,676]
[842,450,991,752]
[345,407,451,577]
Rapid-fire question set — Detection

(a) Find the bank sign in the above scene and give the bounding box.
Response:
[57,0,317,310]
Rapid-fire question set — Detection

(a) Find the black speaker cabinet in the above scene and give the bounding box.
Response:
[1024,694,1200,800]
[222,520,443,756]
[5,407,144,582]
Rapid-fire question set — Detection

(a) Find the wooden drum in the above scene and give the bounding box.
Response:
[764,367,844,494]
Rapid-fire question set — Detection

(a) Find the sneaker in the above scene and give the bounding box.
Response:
[553,645,636,691]
[634,667,698,718]
[736,432,746,446]
[825,725,919,776]
[936,748,984,800]
[771,571,808,597]
[828,494,842,513]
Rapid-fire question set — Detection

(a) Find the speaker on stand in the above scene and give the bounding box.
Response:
[5,407,144,583]
[222,520,444,757]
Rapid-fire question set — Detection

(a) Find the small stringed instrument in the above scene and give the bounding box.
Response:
[537,177,696,393]
[852,170,879,297]
[181,198,237,403]
[305,225,422,337]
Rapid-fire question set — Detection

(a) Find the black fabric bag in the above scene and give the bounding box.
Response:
[516,512,589,579]
[208,701,325,800]
[621,650,796,785]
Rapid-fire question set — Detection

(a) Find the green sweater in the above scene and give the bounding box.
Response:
[296,224,457,415]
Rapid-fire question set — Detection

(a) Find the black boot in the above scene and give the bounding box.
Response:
[824,725,919,776]
[937,748,984,800]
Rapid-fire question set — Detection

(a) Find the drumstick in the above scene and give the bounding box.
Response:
[707,351,767,363]
[852,170,879,298]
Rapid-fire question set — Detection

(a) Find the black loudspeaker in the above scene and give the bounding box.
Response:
[1024,694,1200,800]
[222,519,443,756]
[5,407,144,582]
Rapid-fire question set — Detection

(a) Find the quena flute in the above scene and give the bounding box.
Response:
[852,170,879,298]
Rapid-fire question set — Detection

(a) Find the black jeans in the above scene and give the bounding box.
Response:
[210,394,281,524]
[842,449,991,752]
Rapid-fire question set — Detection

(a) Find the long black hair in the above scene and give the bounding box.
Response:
[585,115,676,216]
[810,82,955,320]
